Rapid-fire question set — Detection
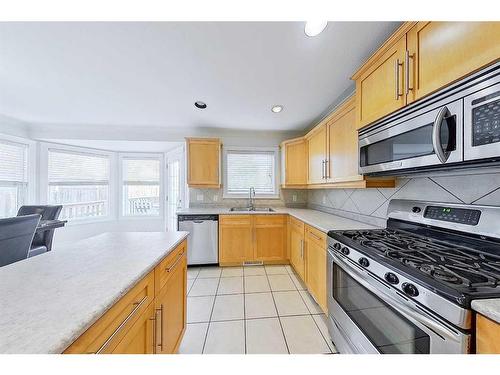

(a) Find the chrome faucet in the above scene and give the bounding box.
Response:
[247,187,256,210]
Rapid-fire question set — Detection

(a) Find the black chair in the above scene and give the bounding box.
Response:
[0,214,41,267]
[17,205,63,257]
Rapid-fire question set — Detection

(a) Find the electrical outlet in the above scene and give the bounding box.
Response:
[213,194,218,202]
[197,194,204,202]
[292,194,297,202]
[322,196,327,205]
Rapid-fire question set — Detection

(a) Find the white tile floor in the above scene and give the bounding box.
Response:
[179,264,337,354]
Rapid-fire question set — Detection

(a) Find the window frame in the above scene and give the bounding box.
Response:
[222,146,280,199]
[118,153,165,219]
[40,142,115,224]
[0,134,37,218]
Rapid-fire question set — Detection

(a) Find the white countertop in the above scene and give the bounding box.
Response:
[0,231,188,354]
[472,299,500,324]
[177,207,380,232]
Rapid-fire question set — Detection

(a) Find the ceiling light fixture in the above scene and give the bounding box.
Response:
[194,101,207,109]
[271,105,283,113]
[304,21,328,37]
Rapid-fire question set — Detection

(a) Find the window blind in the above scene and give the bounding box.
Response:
[48,149,110,185]
[0,140,28,184]
[226,151,275,194]
[122,158,160,185]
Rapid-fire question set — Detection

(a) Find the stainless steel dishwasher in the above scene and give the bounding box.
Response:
[177,214,218,265]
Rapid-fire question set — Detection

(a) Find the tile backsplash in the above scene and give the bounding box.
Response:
[188,188,308,208]
[308,171,500,224]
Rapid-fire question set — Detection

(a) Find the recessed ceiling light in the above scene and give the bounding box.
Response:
[194,101,207,109]
[304,21,328,37]
[271,105,283,113]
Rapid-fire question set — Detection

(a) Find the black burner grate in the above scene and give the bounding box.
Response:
[340,229,500,289]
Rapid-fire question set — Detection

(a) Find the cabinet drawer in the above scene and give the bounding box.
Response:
[305,225,326,247]
[64,271,155,354]
[155,240,187,295]
[289,216,305,232]
[220,215,252,226]
[254,215,287,226]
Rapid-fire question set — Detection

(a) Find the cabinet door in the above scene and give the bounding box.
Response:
[219,215,253,265]
[289,218,305,280]
[327,96,362,183]
[305,226,327,313]
[254,215,287,262]
[284,139,307,185]
[355,35,407,129]
[155,253,187,354]
[407,22,500,103]
[186,138,220,187]
[476,314,500,354]
[307,124,327,184]
[110,303,155,354]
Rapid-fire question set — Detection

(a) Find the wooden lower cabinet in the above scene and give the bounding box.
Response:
[288,216,305,280]
[64,240,187,354]
[219,215,287,265]
[304,225,328,313]
[219,215,254,264]
[476,314,500,354]
[110,303,155,354]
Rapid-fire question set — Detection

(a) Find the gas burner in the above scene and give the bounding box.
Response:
[335,228,500,290]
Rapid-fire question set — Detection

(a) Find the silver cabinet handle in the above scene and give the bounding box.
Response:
[432,106,451,164]
[321,160,325,179]
[156,305,163,352]
[325,159,330,179]
[405,50,414,95]
[96,295,148,354]
[394,58,403,100]
[166,251,185,273]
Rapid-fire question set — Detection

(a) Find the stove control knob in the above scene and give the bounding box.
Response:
[341,247,350,256]
[402,282,419,297]
[333,242,341,250]
[384,272,399,285]
[358,257,369,268]
[412,206,422,213]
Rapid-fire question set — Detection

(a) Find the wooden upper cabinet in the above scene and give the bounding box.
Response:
[306,124,328,185]
[254,215,287,262]
[281,138,308,186]
[354,34,407,129]
[186,138,221,188]
[327,96,363,184]
[407,22,500,103]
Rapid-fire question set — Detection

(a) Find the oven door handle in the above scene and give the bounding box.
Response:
[432,106,451,164]
[332,253,461,341]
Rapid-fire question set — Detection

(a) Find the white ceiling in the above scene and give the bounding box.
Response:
[0,22,400,132]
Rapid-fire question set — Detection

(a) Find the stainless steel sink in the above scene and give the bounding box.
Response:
[229,207,275,212]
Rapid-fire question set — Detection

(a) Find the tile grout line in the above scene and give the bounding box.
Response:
[201,273,222,354]
[265,266,291,354]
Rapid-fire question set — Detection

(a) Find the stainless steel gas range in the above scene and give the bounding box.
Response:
[326,199,500,354]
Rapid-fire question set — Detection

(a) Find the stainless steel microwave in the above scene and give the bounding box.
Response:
[359,62,500,175]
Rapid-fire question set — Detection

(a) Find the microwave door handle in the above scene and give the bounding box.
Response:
[432,106,451,164]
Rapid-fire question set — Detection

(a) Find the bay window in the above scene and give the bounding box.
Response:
[121,157,161,216]
[0,140,28,218]
[48,149,110,220]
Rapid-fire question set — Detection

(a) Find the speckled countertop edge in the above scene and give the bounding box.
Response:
[471,299,500,324]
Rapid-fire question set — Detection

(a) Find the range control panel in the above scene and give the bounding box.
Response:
[472,92,500,147]
[424,206,481,226]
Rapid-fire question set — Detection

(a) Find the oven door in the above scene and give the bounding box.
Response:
[464,81,500,161]
[359,99,463,175]
[326,250,470,354]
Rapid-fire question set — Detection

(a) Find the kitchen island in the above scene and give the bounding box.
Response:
[0,231,188,354]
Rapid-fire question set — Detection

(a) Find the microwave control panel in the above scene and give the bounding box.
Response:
[472,91,500,147]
